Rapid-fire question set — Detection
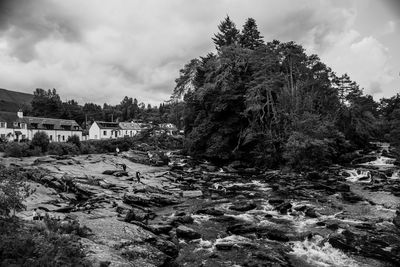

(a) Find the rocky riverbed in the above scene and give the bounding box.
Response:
[1,143,400,267]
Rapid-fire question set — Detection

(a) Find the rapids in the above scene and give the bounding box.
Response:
[158,142,400,266]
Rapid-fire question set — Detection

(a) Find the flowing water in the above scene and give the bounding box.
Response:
[155,142,400,266]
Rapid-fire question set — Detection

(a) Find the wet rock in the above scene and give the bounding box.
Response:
[268,198,284,205]
[182,190,203,198]
[229,201,257,212]
[342,191,364,203]
[146,237,179,258]
[351,156,377,165]
[124,208,151,224]
[171,215,194,226]
[195,207,224,216]
[176,225,201,240]
[393,208,400,229]
[123,192,180,207]
[276,201,292,214]
[304,207,319,218]
[215,235,254,251]
[306,171,322,181]
[149,224,173,235]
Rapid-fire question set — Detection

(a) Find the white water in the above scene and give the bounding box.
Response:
[343,169,371,183]
[289,235,361,267]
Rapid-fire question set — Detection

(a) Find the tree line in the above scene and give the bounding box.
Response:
[173,16,398,169]
[23,88,184,129]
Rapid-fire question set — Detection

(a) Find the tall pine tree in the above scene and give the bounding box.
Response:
[212,16,239,51]
[239,18,264,49]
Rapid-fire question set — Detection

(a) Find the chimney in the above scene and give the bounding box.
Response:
[17,109,23,118]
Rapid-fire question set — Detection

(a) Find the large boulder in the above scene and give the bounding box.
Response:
[176,225,201,240]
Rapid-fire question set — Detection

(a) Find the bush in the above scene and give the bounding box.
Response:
[31,132,50,153]
[48,142,80,156]
[67,135,81,148]
[0,217,91,267]
[79,143,98,154]
[4,142,30,157]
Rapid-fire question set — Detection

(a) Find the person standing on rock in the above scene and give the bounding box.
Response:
[115,147,120,156]
[32,209,38,220]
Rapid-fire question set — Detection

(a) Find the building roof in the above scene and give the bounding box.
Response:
[94,121,120,129]
[24,116,82,130]
[0,111,21,125]
[119,122,141,130]
[0,111,82,131]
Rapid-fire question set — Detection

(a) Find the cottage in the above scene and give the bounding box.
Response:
[0,111,27,141]
[88,121,120,140]
[119,122,141,137]
[0,111,83,142]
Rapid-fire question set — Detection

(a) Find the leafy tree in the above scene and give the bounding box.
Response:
[31,88,62,118]
[212,15,240,50]
[0,167,30,216]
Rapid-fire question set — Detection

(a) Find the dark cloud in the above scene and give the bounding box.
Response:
[0,0,82,61]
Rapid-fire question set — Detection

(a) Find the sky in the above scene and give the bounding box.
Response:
[0,0,399,105]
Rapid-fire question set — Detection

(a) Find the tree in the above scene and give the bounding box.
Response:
[31,131,50,152]
[239,18,264,49]
[212,15,240,50]
[0,167,30,216]
[31,88,62,118]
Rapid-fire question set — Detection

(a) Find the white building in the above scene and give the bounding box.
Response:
[88,121,120,140]
[119,122,141,137]
[88,121,142,140]
[0,111,83,142]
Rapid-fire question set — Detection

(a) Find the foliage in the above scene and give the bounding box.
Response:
[175,16,379,170]
[48,142,80,156]
[4,142,30,157]
[0,217,91,266]
[67,135,81,148]
[0,166,31,216]
[31,131,50,153]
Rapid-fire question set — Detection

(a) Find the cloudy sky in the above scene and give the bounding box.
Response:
[0,0,399,105]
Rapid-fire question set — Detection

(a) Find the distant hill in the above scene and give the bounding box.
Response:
[0,88,33,112]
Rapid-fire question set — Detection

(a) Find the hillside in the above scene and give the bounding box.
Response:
[0,88,33,112]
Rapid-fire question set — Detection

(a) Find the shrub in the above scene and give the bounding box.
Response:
[79,143,97,154]
[48,142,80,156]
[4,142,29,157]
[31,132,50,153]
[67,135,81,148]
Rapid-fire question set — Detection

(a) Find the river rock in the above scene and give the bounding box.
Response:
[171,215,194,226]
[342,191,364,203]
[393,208,400,229]
[276,201,292,214]
[176,225,201,240]
[182,190,203,198]
[229,201,257,212]
[196,207,224,216]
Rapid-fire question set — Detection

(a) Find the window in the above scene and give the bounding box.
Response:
[0,122,5,128]
[103,130,107,136]
[50,135,53,141]
[62,136,65,141]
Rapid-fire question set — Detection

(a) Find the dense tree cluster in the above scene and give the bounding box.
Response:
[174,16,384,169]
